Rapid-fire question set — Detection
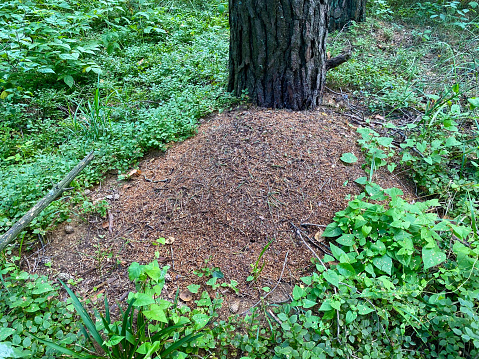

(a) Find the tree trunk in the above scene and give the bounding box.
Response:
[329,0,366,32]
[228,0,329,110]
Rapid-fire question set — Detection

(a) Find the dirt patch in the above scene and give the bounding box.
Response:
[26,105,414,313]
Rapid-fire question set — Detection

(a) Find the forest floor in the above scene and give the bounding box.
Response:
[27,94,416,317]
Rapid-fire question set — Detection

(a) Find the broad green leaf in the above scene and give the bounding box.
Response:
[422,246,446,270]
[38,67,55,74]
[336,234,355,246]
[302,299,316,308]
[468,97,479,109]
[355,177,368,185]
[323,223,342,237]
[292,286,305,300]
[319,300,333,311]
[32,282,54,295]
[330,243,346,261]
[377,137,393,147]
[357,303,375,315]
[0,328,16,341]
[192,313,210,329]
[63,75,74,88]
[323,270,340,287]
[372,254,393,275]
[445,136,461,147]
[132,293,155,307]
[187,284,201,293]
[337,263,356,278]
[143,304,167,323]
[103,335,124,347]
[346,310,357,324]
[128,262,142,281]
[340,153,358,164]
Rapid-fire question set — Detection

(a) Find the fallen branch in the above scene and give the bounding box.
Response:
[326,49,352,71]
[0,151,95,252]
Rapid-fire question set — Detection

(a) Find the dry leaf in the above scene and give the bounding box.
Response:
[165,236,175,245]
[102,221,109,229]
[128,169,141,177]
[179,290,193,302]
[374,114,385,121]
[314,230,324,241]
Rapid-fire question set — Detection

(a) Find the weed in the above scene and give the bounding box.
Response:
[247,239,274,282]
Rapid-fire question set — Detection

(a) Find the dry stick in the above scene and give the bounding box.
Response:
[0,151,95,252]
[241,250,289,315]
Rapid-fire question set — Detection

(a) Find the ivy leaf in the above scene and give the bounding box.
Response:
[372,254,393,275]
[32,282,54,295]
[340,152,358,164]
[422,246,446,270]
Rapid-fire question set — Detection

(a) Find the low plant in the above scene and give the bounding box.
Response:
[0,257,82,358]
[33,260,207,358]
[247,239,274,282]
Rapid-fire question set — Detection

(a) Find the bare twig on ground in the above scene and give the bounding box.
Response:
[0,151,95,252]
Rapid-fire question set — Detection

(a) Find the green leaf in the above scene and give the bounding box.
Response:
[0,343,24,358]
[337,263,356,278]
[355,176,368,185]
[38,67,55,74]
[445,136,461,147]
[323,223,342,237]
[32,282,54,294]
[340,152,358,164]
[292,286,305,300]
[422,246,446,270]
[357,303,375,315]
[372,254,393,275]
[468,97,479,109]
[0,328,16,341]
[330,243,346,260]
[104,335,124,347]
[346,310,357,324]
[302,299,316,308]
[336,234,355,246]
[323,270,340,287]
[132,293,155,306]
[63,75,74,88]
[187,284,201,293]
[128,262,142,281]
[143,304,167,323]
[192,313,210,329]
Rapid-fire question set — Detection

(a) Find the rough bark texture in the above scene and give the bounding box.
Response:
[329,0,366,32]
[228,0,329,110]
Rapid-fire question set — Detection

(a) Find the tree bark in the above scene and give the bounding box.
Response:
[329,0,366,32]
[0,151,94,252]
[228,0,329,110]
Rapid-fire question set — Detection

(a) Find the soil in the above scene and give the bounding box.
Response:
[24,99,415,316]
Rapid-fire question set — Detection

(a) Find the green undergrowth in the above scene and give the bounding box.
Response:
[0,0,234,242]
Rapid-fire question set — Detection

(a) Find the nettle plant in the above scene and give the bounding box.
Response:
[357,89,479,220]
[0,0,103,94]
[269,182,479,358]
